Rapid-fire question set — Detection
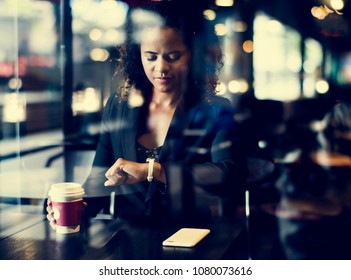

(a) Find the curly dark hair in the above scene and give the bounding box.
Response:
[114,1,223,109]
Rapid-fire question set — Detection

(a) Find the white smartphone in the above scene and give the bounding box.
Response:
[162,228,210,247]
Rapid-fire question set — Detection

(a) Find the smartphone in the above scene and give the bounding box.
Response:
[162,228,210,247]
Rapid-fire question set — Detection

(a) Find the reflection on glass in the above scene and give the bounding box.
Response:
[336,51,351,85]
[303,38,323,97]
[253,13,301,101]
[3,93,26,122]
[72,87,101,115]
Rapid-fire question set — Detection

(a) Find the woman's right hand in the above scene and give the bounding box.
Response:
[104,157,166,186]
[104,158,148,186]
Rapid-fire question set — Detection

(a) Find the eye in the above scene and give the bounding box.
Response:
[145,54,157,61]
[164,53,182,63]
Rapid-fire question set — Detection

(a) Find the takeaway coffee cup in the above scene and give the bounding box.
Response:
[49,182,85,234]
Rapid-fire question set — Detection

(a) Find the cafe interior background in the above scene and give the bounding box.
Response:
[1,0,351,259]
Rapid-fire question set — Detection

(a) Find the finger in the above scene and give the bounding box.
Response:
[49,221,56,230]
[46,213,54,223]
[110,172,127,182]
[119,164,137,179]
[47,198,52,206]
[106,160,124,176]
[104,179,116,187]
[104,174,127,186]
[117,168,128,177]
[46,205,53,214]
[104,161,118,177]
[105,166,114,178]
[105,168,121,180]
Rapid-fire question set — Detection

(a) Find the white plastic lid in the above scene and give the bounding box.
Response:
[49,182,85,197]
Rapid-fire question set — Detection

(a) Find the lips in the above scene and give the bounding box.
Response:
[155,77,171,85]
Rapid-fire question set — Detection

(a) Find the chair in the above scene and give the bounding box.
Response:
[246,156,279,206]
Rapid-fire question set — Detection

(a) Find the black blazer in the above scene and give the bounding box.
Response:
[84,94,247,221]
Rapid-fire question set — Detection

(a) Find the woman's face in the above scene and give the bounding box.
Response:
[140,27,191,95]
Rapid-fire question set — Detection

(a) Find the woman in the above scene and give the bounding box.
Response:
[47,1,246,227]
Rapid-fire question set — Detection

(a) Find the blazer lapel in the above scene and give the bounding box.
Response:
[159,106,189,162]
[121,104,140,162]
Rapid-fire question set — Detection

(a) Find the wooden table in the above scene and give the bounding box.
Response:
[0,213,247,260]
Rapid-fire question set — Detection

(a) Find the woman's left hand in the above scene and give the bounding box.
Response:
[104,158,148,186]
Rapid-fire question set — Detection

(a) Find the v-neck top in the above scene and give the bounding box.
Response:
[136,141,162,163]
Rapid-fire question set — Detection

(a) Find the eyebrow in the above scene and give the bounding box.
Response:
[143,50,184,55]
[144,51,157,55]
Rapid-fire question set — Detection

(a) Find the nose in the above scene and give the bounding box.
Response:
[155,57,170,74]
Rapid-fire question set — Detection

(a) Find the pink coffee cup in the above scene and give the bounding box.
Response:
[49,182,85,234]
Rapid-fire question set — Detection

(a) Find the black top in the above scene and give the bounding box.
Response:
[136,141,162,163]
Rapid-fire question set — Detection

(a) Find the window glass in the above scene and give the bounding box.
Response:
[253,12,302,101]
[303,38,324,97]
[0,0,129,213]
[0,0,64,213]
